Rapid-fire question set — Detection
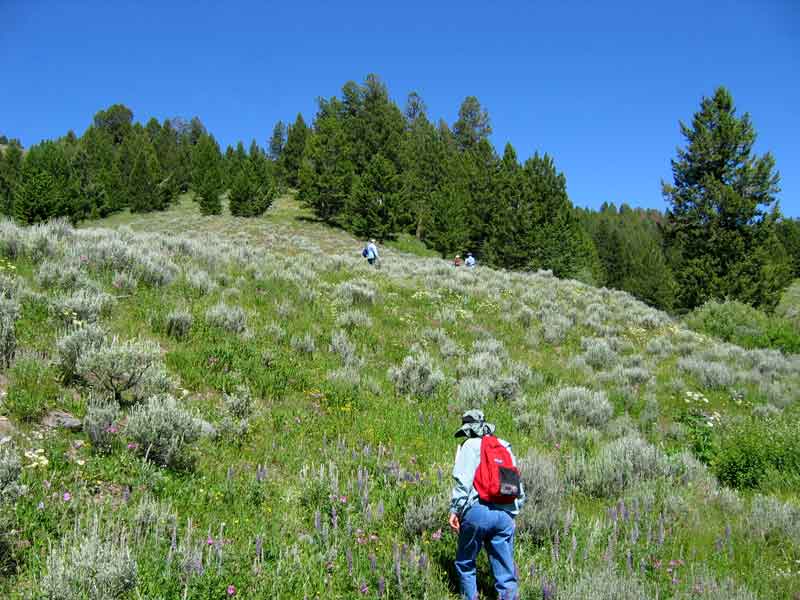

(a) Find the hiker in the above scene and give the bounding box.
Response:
[454,254,463,267]
[362,239,379,266]
[449,409,525,600]
[465,252,476,268]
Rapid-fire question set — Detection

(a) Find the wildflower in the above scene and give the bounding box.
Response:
[62,492,71,502]
[37,501,45,510]
[127,442,138,451]
[105,425,118,434]
[431,529,442,541]
[339,495,347,504]
[227,584,236,596]
[359,581,368,594]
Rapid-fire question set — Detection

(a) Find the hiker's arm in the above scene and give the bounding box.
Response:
[509,442,526,510]
[449,440,480,517]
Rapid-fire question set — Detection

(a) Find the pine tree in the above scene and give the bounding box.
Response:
[191,134,223,215]
[127,134,164,213]
[663,87,789,309]
[93,104,133,145]
[453,96,491,152]
[269,121,287,161]
[0,142,23,216]
[298,110,354,222]
[343,153,400,240]
[281,114,309,186]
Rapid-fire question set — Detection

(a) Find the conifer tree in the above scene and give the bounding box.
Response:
[0,142,23,216]
[281,113,309,186]
[344,153,400,240]
[453,96,492,152]
[269,121,287,161]
[93,104,133,145]
[191,134,223,215]
[127,134,164,213]
[663,87,789,309]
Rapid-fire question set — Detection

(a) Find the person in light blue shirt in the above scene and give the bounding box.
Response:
[465,252,476,267]
[365,239,379,266]
[449,409,525,600]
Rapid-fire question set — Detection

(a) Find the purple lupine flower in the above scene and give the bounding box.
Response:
[314,511,321,532]
[331,506,338,530]
[123,487,130,502]
[346,548,353,574]
[226,466,234,481]
[359,581,368,595]
[255,536,263,561]
[395,559,402,585]
[418,554,428,570]
[542,579,555,600]
[369,553,377,572]
[365,505,372,522]
[377,500,384,519]
[658,514,665,546]
[724,524,731,542]
[529,562,536,579]
[377,576,385,597]
[630,522,639,545]
[552,530,560,561]
[626,550,633,573]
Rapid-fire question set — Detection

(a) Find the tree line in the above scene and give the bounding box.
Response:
[1,79,798,314]
[0,104,280,224]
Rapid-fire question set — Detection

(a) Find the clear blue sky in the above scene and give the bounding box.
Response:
[2,1,798,215]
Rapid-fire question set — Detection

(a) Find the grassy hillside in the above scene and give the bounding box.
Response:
[0,194,798,599]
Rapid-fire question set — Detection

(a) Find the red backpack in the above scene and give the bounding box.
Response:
[473,435,521,503]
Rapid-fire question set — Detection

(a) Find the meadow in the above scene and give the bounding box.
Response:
[0,193,798,599]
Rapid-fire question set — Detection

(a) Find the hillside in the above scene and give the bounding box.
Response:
[0,194,798,599]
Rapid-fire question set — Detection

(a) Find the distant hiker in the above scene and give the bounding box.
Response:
[465,252,476,268]
[454,254,463,267]
[449,409,525,600]
[362,239,380,267]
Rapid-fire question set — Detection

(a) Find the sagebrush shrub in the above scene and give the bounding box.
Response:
[677,357,735,390]
[389,352,444,398]
[568,434,673,497]
[126,395,201,469]
[456,377,493,406]
[549,386,613,429]
[335,280,376,306]
[134,495,177,540]
[580,337,619,370]
[37,260,89,292]
[291,332,316,355]
[111,271,138,292]
[165,309,193,339]
[77,337,169,404]
[459,352,503,378]
[336,309,372,329]
[185,269,217,294]
[403,493,447,536]
[0,295,19,369]
[748,494,800,543]
[83,398,120,453]
[516,450,562,541]
[52,289,114,324]
[329,329,360,366]
[220,384,254,440]
[559,567,649,600]
[56,324,106,382]
[205,302,247,334]
[0,445,26,503]
[39,518,137,600]
[541,312,572,344]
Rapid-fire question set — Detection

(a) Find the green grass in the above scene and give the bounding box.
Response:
[0,195,798,598]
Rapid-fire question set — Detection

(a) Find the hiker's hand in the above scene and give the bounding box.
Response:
[448,513,460,532]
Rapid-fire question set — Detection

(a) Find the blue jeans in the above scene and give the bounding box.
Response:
[455,502,518,600]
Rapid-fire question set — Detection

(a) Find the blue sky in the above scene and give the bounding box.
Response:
[2,1,798,215]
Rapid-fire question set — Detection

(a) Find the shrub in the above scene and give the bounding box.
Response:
[389,352,444,398]
[335,280,376,306]
[83,398,121,453]
[329,329,360,366]
[541,313,572,344]
[677,357,735,390]
[5,355,60,421]
[568,435,673,497]
[56,324,106,382]
[549,386,613,429]
[559,567,649,600]
[290,332,316,355]
[185,269,216,294]
[711,417,800,490]
[336,309,372,329]
[126,395,201,469]
[0,296,19,369]
[76,338,168,404]
[39,518,137,600]
[134,495,177,540]
[0,445,26,503]
[686,299,800,354]
[456,377,493,406]
[165,309,193,340]
[52,289,114,324]
[205,302,247,334]
[111,271,138,292]
[459,352,503,378]
[403,493,447,536]
[748,494,800,543]
[515,450,562,541]
[580,337,618,370]
[220,384,254,440]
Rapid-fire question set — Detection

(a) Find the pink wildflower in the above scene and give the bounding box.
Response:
[227,584,236,596]
[62,492,71,502]
[431,529,442,541]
